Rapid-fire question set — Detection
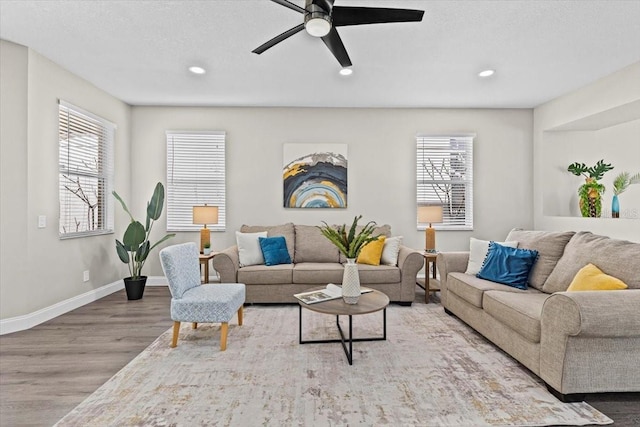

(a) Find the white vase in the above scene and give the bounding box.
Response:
[342,258,361,304]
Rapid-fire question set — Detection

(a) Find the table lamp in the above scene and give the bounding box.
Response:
[418,205,443,253]
[193,205,219,253]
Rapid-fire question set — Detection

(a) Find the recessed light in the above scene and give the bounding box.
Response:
[339,67,353,76]
[478,69,495,77]
[189,66,206,75]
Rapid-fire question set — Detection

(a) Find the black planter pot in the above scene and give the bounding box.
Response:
[124,276,147,300]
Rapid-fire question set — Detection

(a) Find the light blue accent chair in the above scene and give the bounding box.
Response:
[159,242,245,351]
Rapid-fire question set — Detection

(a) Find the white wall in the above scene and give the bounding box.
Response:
[0,40,132,319]
[533,61,640,241]
[132,106,534,276]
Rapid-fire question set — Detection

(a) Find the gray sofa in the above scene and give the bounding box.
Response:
[212,223,424,305]
[437,229,640,401]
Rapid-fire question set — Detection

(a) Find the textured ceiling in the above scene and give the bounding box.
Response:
[1,0,639,108]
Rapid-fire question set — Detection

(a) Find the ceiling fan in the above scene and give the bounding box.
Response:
[252,0,425,67]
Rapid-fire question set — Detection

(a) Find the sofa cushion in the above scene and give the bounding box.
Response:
[544,232,640,293]
[241,223,295,262]
[238,264,293,285]
[339,224,392,263]
[567,263,628,291]
[381,236,403,266]
[505,229,575,291]
[465,238,518,276]
[259,236,292,266]
[356,264,401,284]
[476,242,539,290]
[293,262,344,284]
[236,231,267,267]
[357,236,386,265]
[483,290,550,343]
[447,272,529,308]
[294,225,340,263]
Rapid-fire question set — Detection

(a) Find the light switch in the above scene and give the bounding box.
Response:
[38,215,46,228]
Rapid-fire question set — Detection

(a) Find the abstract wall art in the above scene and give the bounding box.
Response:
[283,143,347,208]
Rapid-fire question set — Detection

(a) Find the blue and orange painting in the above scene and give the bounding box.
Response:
[283,143,347,208]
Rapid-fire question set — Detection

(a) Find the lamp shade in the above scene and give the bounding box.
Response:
[418,205,443,224]
[193,205,219,225]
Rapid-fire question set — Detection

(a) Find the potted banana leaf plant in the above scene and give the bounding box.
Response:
[113,182,175,300]
[567,160,614,218]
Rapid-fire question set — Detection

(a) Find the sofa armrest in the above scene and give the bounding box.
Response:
[212,245,240,283]
[436,252,469,290]
[397,245,425,302]
[540,290,640,394]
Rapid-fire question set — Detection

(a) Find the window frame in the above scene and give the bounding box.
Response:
[416,134,474,231]
[58,100,115,239]
[166,130,226,232]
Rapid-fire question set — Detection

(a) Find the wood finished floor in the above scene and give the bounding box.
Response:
[1,286,639,426]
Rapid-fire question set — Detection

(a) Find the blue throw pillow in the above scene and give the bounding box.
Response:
[476,242,538,290]
[258,236,292,266]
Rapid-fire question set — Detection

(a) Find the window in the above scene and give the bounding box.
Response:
[58,101,114,237]
[166,131,226,231]
[416,135,474,230]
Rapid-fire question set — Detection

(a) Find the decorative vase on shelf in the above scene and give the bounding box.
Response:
[342,258,361,304]
[611,195,620,218]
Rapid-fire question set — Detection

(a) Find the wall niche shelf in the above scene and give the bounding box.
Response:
[542,100,640,219]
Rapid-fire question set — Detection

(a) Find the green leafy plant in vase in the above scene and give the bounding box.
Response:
[318,215,381,304]
[612,171,640,218]
[113,182,175,299]
[567,160,614,218]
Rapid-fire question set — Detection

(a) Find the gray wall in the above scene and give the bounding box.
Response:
[0,40,132,319]
[132,106,534,276]
[533,61,640,241]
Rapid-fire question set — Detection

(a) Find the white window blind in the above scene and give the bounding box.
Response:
[58,100,114,238]
[166,131,226,232]
[417,135,474,230]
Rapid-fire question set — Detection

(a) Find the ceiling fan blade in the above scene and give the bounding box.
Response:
[332,6,424,27]
[270,0,305,14]
[252,24,305,54]
[311,0,335,13]
[321,27,352,67]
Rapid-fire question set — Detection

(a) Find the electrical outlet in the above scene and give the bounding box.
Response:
[38,215,46,228]
[83,270,90,282]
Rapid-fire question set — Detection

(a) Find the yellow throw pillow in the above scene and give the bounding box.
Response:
[356,236,386,266]
[567,263,628,291]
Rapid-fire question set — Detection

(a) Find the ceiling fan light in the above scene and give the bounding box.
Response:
[339,67,353,76]
[304,5,331,38]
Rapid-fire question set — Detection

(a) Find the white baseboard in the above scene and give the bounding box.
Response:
[0,276,168,335]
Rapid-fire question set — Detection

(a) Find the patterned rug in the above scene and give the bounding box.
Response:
[56,304,612,426]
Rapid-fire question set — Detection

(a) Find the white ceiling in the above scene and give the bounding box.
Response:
[1,0,639,109]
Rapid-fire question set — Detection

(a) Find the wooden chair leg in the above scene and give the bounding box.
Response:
[237,306,243,326]
[220,322,229,351]
[171,321,180,348]
[192,322,198,329]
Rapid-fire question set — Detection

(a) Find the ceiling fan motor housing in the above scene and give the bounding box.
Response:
[304,2,332,37]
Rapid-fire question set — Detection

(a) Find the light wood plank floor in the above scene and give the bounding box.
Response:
[1,287,638,426]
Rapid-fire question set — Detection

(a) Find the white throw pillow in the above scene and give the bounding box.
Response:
[465,237,518,275]
[236,231,268,267]
[381,236,403,266]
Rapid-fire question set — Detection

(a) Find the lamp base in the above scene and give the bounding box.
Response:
[200,227,210,253]
[425,226,436,252]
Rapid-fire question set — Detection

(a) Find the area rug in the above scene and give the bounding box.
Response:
[55,304,612,426]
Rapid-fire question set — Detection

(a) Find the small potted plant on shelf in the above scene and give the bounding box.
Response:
[318,215,380,304]
[612,171,640,218]
[203,242,212,255]
[113,182,175,300]
[567,159,614,218]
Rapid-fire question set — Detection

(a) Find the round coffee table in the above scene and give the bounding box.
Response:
[297,289,389,365]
